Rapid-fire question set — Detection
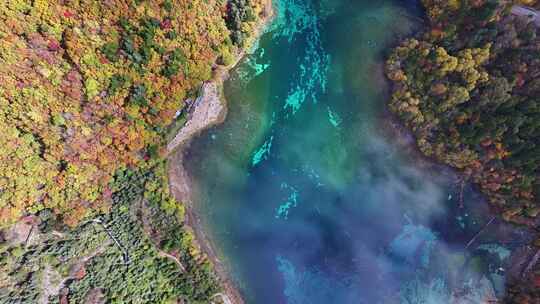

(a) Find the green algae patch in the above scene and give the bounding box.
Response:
[273,0,330,116]
[326,106,342,128]
[252,135,274,166]
[237,48,271,84]
[275,182,299,219]
[271,0,316,41]
[247,51,270,76]
[476,243,511,261]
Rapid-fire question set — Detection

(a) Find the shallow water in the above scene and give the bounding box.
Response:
[185,1,527,303]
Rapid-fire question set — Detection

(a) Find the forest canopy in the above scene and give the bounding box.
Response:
[0,0,265,227]
[386,0,540,300]
[0,0,268,303]
[387,0,540,225]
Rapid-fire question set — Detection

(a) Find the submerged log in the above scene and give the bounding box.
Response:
[465,216,496,249]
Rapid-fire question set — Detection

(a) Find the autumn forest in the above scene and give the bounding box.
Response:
[386,0,540,301]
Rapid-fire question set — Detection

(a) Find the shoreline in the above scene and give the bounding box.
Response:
[373,8,539,299]
[382,4,540,300]
[166,2,275,304]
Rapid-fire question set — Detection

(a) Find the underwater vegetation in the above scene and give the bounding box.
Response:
[0,0,268,302]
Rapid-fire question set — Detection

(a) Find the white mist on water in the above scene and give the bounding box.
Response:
[185,0,519,303]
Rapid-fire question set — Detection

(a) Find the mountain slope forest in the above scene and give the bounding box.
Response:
[0,0,267,302]
[0,0,264,227]
[386,0,540,301]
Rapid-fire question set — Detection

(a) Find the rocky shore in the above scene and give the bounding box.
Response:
[166,1,274,303]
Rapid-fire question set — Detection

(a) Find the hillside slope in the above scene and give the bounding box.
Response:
[386,0,540,301]
[0,0,268,303]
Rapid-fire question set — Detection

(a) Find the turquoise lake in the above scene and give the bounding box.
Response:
[185,0,529,303]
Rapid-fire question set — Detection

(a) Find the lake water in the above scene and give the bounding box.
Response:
[185,0,527,303]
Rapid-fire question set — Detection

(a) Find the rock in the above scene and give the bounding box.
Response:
[525,207,540,218]
[71,263,87,280]
[85,288,106,304]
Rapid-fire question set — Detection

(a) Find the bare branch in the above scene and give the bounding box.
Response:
[465,216,496,249]
[522,248,540,277]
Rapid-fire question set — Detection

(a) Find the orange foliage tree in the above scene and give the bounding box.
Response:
[0,0,265,226]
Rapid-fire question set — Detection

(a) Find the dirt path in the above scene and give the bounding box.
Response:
[39,243,110,304]
[138,199,188,273]
[157,250,187,272]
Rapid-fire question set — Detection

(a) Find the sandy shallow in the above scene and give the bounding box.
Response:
[167,80,228,154]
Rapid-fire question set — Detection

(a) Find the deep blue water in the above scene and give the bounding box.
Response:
[185,1,528,303]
